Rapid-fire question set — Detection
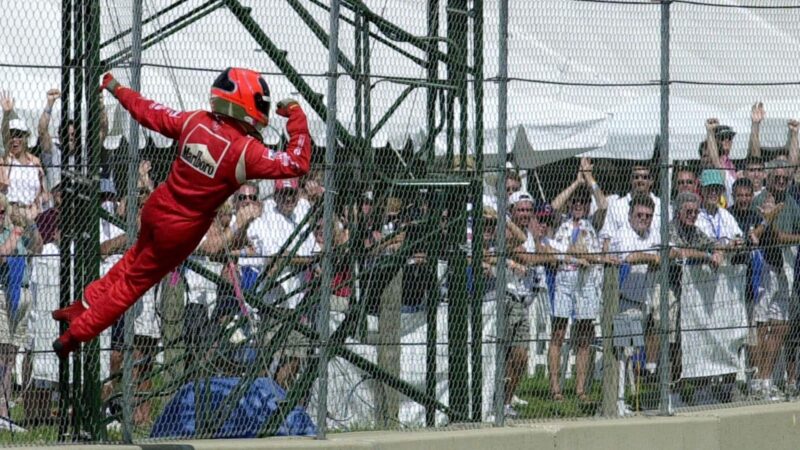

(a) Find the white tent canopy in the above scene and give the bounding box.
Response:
[1,0,609,166]
[2,1,800,163]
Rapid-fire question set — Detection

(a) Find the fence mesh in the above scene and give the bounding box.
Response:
[0,0,799,445]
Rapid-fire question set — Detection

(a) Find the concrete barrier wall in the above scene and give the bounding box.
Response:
[18,402,800,450]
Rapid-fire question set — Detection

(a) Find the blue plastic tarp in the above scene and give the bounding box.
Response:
[150,377,317,439]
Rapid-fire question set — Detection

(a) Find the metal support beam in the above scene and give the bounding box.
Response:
[471,0,485,424]
[222,0,364,154]
[103,0,223,67]
[284,0,355,77]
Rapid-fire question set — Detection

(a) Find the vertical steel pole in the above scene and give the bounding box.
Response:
[471,0,485,424]
[58,0,74,440]
[72,0,85,436]
[425,0,440,427]
[121,0,144,442]
[85,0,104,438]
[658,0,672,416]
[317,0,341,439]
[493,0,509,427]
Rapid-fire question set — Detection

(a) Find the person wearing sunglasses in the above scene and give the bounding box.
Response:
[52,68,312,358]
[750,158,800,400]
[658,192,724,406]
[673,166,699,198]
[600,164,661,253]
[609,193,661,380]
[0,114,48,224]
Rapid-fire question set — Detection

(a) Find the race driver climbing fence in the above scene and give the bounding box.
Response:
[0,0,800,445]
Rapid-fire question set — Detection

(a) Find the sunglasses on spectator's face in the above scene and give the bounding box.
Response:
[677,179,695,185]
[773,175,789,183]
[138,189,150,197]
[9,131,26,140]
[632,173,651,180]
[682,207,699,216]
[635,212,653,220]
[719,136,733,142]
[237,194,258,202]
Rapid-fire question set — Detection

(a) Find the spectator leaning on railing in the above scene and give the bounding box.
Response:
[610,193,661,378]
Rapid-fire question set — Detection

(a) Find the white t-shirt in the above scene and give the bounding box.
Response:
[696,207,743,243]
[600,192,662,242]
[7,156,40,206]
[610,221,661,304]
[247,202,316,308]
[234,196,312,268]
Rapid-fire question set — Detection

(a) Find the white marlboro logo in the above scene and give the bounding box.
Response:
[181,124,231,178]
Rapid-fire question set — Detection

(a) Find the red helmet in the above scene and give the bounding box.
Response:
[210,67,271,130]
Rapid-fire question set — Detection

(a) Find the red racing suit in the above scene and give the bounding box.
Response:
[68,87,311,343]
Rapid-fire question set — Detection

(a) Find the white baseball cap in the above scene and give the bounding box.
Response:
[8,119,29,135]
[508,190,534,206]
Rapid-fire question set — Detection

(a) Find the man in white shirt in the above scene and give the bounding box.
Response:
[246,178,316,308]
[600,165,662,248]
[610,193,661,376]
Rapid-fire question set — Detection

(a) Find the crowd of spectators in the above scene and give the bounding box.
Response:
[3,88,800,429]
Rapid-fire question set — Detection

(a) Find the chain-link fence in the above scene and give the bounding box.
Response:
[0,0,799,445]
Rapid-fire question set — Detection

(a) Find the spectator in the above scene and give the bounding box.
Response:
[36,89,108,186]
[0,194,37,419]
[476,205,526,416]
[610,193,661,378]
[501,191,537,416]
[552,157,608,231]
[696,170,744,245]
[743,157,767,198]
[229,182,263,292]
[668,192,724,404]
[600,164,661,250]
[548,184,606,402]
[751,159,800,399]
[673,166,699,198]
[246,177,316,388]
[727,177,766,394]
[513,200,559,387]
[703,118,738,204]
[0,117,47,223]
[745,102,798,183]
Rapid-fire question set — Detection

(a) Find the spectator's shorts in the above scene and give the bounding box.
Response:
[552,270,600,320]
[0,288,31,349]
[505,296,530,348]
[755,267,789,323]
